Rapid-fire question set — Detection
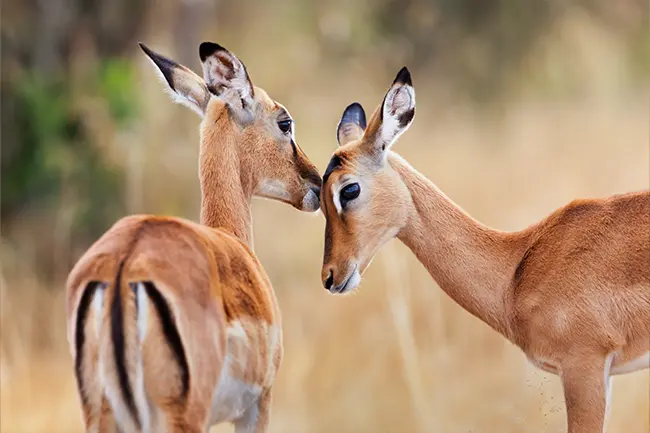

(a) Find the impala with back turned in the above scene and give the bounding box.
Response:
[66,41,321,433]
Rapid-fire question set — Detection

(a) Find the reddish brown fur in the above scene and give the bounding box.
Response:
[508,194,650,364]
[67,216,279,431]
[66,43,319,433]
[321,68,649,433]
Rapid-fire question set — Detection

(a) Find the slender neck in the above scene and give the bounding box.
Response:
[390,154,528,335]
[198,105,254,247]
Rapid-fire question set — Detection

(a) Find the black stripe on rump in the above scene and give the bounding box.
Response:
[111,260,140,429]
[142,281,190,399]
[74,281,102,406]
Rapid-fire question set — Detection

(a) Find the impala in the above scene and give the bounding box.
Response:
[319,67,649,433]
[66,42,321,433]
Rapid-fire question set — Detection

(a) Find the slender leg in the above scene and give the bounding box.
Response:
[234,389,272,433]
[560,355,612,433]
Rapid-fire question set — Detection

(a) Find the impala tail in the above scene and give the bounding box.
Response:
[102,261,151,432]
[73,255,190,432]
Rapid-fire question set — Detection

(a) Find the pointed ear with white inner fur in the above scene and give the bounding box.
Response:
[139,43,210,117]
[363,67,415,159]
[199,42,255,123]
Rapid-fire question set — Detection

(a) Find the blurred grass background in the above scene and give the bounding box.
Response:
[1,0,649,432]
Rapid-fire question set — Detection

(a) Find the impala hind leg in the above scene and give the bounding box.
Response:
[233,388,272,433]
[95,396,118,433]
[161,419,206,433]
[560,354,613,433]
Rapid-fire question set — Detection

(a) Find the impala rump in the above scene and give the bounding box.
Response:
[69,217,205,432]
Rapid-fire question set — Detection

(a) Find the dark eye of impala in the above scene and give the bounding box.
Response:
[278,119,292,134]
[340,182,361,205]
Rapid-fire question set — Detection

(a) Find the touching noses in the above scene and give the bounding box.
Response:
[302,164,322,203]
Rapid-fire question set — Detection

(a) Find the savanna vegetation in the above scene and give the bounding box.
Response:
[2,1,648,431]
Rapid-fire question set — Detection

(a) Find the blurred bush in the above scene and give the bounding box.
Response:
[1,62,134,221]
[1,0,147,276]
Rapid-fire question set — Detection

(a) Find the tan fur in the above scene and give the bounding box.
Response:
[66,43,320,433]
[321,68,649,433]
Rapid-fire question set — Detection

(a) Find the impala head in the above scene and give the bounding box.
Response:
[139,42,321,212]
[321,67,416,294]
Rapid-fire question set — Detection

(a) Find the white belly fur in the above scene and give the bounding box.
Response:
[611,351,650,375]
[208,320,279,426]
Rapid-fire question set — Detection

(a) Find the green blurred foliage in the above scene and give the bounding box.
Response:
[99,58,139,125]
[0,0,148,275]
[1,60,136,213]
[1,60,136,268]
[2,74,73,213]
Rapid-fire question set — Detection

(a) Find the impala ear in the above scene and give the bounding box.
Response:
[199,42,255,122]
[362,67,415,159]
[139,43,210,117]
[337,102,367,146]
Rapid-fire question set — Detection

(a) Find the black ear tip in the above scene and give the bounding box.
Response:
[346,102,364,111]
[393,66,412,86]
[138,43,177,90]
[199,42,227,62]
[138,42,153,57]
[341,102,367,129]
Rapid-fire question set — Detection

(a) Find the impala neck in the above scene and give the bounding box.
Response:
[198,105,254,247]
[390,154,528,335]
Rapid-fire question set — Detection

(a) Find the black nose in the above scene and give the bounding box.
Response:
[324,270,334,290]
[311,185,321,198]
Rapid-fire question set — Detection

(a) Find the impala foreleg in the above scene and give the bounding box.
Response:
[560,354,613,433]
